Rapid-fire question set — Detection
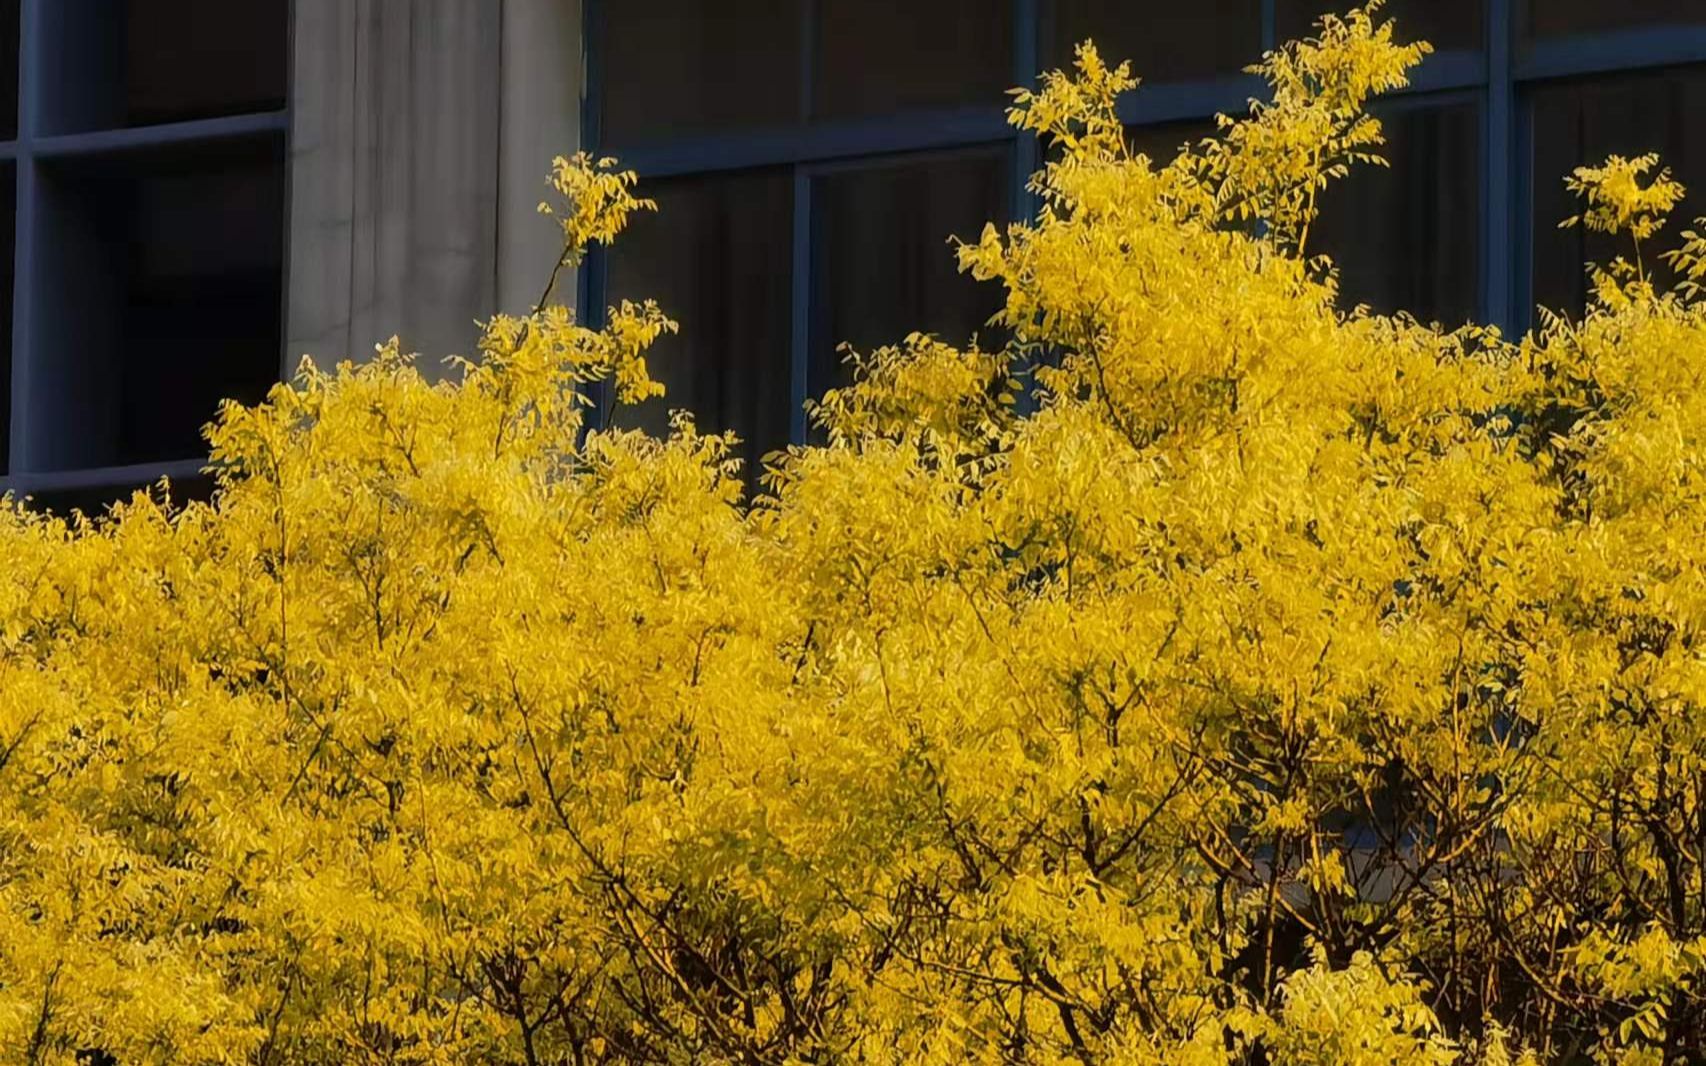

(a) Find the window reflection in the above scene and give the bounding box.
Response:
[1049,0,1261,83]
[600,0,802,146]
[0,0,16,140]
[1307,101,1481,325]
[34,137,286,470]
[1279,0,1483,52]
[815,0,1012,120]
[1124,119,1215,166]
[606,169,797,478]
[1530,66,1706,318]
[39,0,286,134]
[809,149,1011,405]
[1521,0,1706,41]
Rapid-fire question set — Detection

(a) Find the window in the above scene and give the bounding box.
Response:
[34,137,285,471]
[1278,0,1483,52]
[589,0,1028,474]
[607,169,797,473]
[1520,0,1706,42]
[589,0,1706,453]
[2,0,290,506]
[40,0,287,134]
[1530,66,1706,318]
[815,0,1012,120]
[598,0,802,145]
[0,163,12,474]
[1308,100,1481,325]
[1048,0,1262,84]
[0,1,16,142]
[809,148,1011,405]
[1121,120,1211,164]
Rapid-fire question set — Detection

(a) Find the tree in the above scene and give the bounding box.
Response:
[4,4,1706,1062]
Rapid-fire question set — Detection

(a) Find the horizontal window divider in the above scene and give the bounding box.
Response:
[601,57,1490,184]
[1515,25,1706,84]
[30,110,288,160]
[2,457,210,497]
[0,141,17,161]
[1113,53,1484,132]
[1403,49,1489,94]
[797,140,1012,178]
[1372,84,1485,114]
[608,107,1018,178]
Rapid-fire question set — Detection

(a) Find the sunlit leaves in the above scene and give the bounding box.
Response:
[8,6,1706,1064]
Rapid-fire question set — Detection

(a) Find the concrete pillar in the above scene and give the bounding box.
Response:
[287,0,581,375]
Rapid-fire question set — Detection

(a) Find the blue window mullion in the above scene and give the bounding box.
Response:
[790,168,812,446]
[581,244,611,432]
[1485,0,1516,334]
[1011,0,1043,417]
[790,0,816,446]
[1012,0,1040,224]
[578,0,609,429]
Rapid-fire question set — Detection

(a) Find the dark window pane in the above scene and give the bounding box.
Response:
[810,149,1010,406]
[1049,0,1261,83]
[1521,0,1706,40]
[1308,101,1480,325]
[1280,0,1482,52]
[0,0,17,140]
[0,164,11,473]
[600,0,802,146]
[30,136,286,471]
[1531,66,1706,318]
[40,0,287,134]
[815,0,1012,120]
[24,472,216,518]
[606,170,795,478]
[1125,119,1216,165]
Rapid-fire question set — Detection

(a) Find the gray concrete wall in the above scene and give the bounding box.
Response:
[287,0,581,375]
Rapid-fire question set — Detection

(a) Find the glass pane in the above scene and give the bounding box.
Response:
[25,472,216,517]
[1125,119,1216,165]
[600,0,802,146]
[815,0,1012,120]
[1522,0,1706,40]
[809,149,1010,406]
[606,169,795,479]
[1307,101,1481,325]
[1279,0,1483,52]
[1049,0,1262,84]
[0,0,16,140]
[124,0,288,127]
[0,164,11,473]
[1531,67,1706,319]
[40,0,288,134]
[31,136,286,471]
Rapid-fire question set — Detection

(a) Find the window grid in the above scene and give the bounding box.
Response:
[585,2,1706,444]
[0,0,290,501]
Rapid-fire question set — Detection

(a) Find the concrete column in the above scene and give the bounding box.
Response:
[499,0,583,317]
[287,0,581,375]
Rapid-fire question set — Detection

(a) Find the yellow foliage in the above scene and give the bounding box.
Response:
[7,4,1706,1063]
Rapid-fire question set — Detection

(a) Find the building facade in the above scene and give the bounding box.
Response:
[3,1,1704,507]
